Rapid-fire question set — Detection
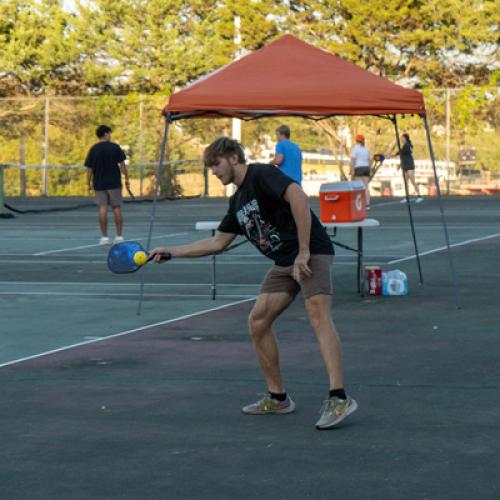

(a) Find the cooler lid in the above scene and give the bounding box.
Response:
[320,181,365,192]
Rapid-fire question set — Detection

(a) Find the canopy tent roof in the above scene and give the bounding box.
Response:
[164,34,426,120]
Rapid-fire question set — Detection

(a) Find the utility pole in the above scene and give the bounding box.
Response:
[227,15,242,197]
[232,16,242,143]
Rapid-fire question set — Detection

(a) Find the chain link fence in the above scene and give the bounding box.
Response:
[0,89,497,201]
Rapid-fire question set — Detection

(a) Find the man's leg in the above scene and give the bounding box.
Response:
[354,176,370,206]
[248,292,294,393]
[112,206,123,237]
[109,189,124,240]
[363,177,370,206]
[305,292,357,429]
[98,204,108,236]
[304,293,344,390]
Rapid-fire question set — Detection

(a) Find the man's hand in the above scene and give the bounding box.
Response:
[293,249,312,282]
[149,247,170,263]
[87,185,93,195]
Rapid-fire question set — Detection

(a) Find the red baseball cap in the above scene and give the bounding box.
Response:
[355,134,365,142]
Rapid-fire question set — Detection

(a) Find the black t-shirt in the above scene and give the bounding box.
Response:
[85,141,126,190]
[400,142,415,170]
[218,164,334,266]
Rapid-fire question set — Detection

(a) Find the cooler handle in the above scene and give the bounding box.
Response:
[324,195,340,201]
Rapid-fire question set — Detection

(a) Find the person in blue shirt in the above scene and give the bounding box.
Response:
[271,125,303,184]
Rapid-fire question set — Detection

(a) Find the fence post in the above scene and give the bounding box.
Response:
[139,98,144,196]
[0,165,14,218]
[204,166,210,197]
[19,134,26,196]
[445,89,451,195]
[42,96,49,196]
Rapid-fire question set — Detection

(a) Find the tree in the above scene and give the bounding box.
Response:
[281,0,498,87]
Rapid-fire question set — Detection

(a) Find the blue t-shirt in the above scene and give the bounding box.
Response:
[275,139,302,184]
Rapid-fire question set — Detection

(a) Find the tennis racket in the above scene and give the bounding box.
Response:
[107,241,171,274]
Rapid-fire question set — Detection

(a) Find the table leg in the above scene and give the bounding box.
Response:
[211,229,216,300]
[358,227,364,296]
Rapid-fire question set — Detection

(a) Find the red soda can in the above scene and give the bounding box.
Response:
[366,266,382,296]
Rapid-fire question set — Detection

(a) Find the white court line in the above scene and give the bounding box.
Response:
[0,259,272,265]
[388,232,500,264]
[33,232,189,256]
[0,297,256,369]
[370,200,405,208]
[34,242,115,255]
[0,259,368,266]
[0,291,255,298]
[0,281,261,287]
[0,237,97,241]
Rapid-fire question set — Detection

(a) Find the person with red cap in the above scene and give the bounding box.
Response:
[350,134,371,207]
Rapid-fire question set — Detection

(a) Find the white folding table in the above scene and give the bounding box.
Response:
[322,219,380,296]
[195,218,380,299]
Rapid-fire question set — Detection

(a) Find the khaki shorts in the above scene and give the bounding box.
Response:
[95,188,123,207]
[260,254,333,299]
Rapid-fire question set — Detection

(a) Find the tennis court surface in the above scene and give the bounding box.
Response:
[1,196,499,499]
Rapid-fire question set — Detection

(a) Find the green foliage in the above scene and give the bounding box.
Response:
[1,0,496,96]
[283,0,498,87]
[0,0,498,197]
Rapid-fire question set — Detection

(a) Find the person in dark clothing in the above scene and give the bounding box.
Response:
[85,125,130,244]
[150,137,357,430]
[399,133,423,203]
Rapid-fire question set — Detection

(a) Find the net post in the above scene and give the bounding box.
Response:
[137,115,172,315]
[0,165,14,218]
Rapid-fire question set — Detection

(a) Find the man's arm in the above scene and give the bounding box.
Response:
[86,168,93,194]
[149,231,237,261]
[283,183,312,281]
[270,153,284,167]
[271,142,284,167]
[119,161,130,190]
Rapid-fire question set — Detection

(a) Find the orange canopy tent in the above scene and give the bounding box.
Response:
[137,35,459,312]
[164,34,426,120]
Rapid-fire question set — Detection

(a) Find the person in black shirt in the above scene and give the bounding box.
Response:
[150,137,357,429]
[85,125,130,245]
[399,133,423,204]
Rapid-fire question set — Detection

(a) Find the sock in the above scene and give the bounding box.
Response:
[269,391,287,402]
[329,388,347,400]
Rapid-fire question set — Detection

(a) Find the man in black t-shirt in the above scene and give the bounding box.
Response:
[85,125,130,245]
[150,137,357,430]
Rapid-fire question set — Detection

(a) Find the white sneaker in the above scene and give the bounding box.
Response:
[415,197,423,203]
[114,235,124,243]
[99,236,110,245]
[400,198,408,204]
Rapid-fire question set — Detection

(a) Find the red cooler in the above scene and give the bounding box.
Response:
[319,181,366,223]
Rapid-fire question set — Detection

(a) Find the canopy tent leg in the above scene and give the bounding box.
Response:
[392,116,424,284]
[137,116,172,315]
[422,116,461,309]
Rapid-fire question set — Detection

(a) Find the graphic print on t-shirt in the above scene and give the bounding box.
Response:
[236,199,282,254]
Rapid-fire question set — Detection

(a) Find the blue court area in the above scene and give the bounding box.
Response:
[1,195,499,499]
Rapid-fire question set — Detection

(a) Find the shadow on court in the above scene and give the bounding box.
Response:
[1,231,499,500]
